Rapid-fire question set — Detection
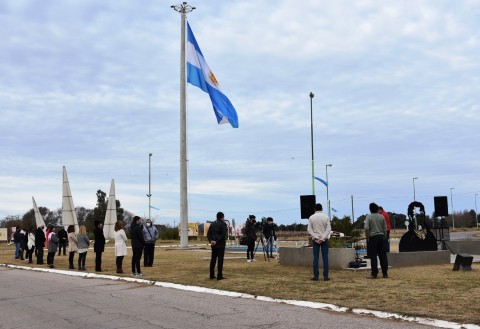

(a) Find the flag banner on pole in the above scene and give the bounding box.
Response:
[186,22,239,128]
[314,176,328,187]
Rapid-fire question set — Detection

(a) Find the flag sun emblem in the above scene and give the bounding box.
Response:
[209,72,219,87]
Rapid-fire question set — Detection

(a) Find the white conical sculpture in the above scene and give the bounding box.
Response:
[62,166,79,233]
[32,196,46,228]
[103,179,117,239]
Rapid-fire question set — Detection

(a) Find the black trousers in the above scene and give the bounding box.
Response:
[47,252,55,266]
[95,251,103,271]
[367,235,389,277]
[210,247,225,278]
[69,251,75,268]
[36,246,44,264]
[132,247,143,274]
[78,252,87,269]
[144,243,155,266]
[58,241,67,255]
[116,256,124,269]
[26,246,35,262]
[247,238,255,260]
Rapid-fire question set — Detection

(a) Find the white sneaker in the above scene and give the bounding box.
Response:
[252,259,257,262]
[247,260,252,263]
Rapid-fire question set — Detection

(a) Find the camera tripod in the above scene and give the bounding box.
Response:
[253,237,269,262]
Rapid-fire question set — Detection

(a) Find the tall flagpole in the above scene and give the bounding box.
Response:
[172,2,195,247]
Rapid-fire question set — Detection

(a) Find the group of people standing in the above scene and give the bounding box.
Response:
[13,216,159,276]
[307,202,391,282]
[207,213,278,280]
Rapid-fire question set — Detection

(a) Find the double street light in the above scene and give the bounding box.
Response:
[326,164,332,219]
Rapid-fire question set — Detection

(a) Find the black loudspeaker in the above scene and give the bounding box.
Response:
[434,196,449,217]
[300,195,316,219]
[453,254,473,271]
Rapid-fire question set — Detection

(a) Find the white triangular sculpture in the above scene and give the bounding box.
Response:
[32,196,46,228]
[62,166,79,233]
[103,179,117,239]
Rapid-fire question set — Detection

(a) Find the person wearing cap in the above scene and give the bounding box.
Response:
[307,203,331,281]
[142,219,159,267]
[244,215,257,262]
[93,220,106,272]
[207,211,228,280]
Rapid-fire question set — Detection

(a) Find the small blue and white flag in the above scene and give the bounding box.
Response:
[186,22,239,128]
[314,176,328,187]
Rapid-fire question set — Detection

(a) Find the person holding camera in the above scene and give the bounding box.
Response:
[244,215,257,262]
[263,217,276,258]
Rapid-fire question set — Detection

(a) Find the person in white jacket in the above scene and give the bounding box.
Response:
[26,229,35,264]
[114,220,128,274]
[307,203,331,282]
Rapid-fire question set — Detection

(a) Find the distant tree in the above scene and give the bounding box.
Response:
[76,207,91,225]
[85,189,107,232]
[115,200,125,222]
[331,215,361,242]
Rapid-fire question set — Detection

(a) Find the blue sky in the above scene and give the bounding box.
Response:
[1,0,479,226]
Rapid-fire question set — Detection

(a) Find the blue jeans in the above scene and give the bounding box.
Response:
[266,236,274,257]
[15,243,21,258]
[313,239,329,279]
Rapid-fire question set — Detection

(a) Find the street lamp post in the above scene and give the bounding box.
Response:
[450,187,455,229]
[148,153,152,221]
[309,92,315,195]
[326,164,332,219]
[413,177,418,201]
[475,193,478,228]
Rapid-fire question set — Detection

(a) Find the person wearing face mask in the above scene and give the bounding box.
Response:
[142,219,159,267]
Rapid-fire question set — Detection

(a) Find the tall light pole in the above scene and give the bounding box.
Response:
[413,177,418,201]
[147,153,152,221]
[172,2,195,247]
[475,193,478,228]
[326,164,332,219]
[450,187,455,229]
[309,92,315,195]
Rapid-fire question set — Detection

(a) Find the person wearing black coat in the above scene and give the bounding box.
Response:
[130,216,145,276]
[244,215,257,262]
[207,212,228,280]
[57,227,68,256]
[19,229,27,260]
[35,225,46,264]
[93,220,106,272]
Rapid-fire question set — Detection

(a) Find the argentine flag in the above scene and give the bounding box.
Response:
[186,22,239,128]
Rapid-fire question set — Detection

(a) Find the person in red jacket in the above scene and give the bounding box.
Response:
[378,206,391,252]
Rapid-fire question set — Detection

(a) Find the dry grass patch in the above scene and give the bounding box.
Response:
[1,243,479,324]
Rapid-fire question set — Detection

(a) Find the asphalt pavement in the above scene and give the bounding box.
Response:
[0,266,435,329]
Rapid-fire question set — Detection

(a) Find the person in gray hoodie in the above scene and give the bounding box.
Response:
[142,219,159,267]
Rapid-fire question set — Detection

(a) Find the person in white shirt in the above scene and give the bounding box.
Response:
[307,203,331,281]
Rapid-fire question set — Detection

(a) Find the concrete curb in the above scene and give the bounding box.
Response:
[1,263,477,329]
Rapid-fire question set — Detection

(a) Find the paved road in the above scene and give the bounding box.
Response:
[0,267,433,329]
